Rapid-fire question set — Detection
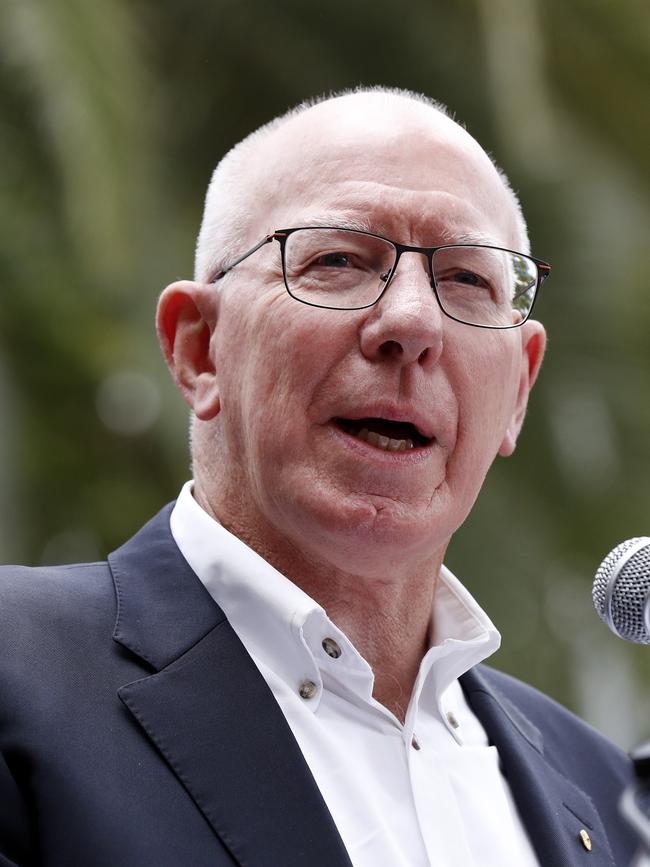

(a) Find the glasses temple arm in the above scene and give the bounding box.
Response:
[212,235,276,282]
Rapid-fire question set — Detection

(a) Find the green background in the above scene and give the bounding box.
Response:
[1,0,648,747]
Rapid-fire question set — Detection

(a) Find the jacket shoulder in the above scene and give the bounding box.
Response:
[0,561,116,660]
[477,665,624,742]
[471,664,632,783]
[0,559,114,608]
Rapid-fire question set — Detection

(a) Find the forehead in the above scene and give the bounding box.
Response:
[245,95,517,247]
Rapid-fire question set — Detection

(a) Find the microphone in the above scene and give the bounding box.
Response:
[592,537,650,866]
[592,537,650,644]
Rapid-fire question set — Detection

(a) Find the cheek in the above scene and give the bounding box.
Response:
[215,296,349,455]
[451,338,521,463]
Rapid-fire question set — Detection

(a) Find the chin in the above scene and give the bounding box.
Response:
[288,488,448,569]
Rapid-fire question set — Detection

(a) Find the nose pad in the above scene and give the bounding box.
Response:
[426,256,436,289]
[375,254,438,315]
[377,269,392,301]
[380,253,435,293]
[360,251,444,368]
[419,252,435,290]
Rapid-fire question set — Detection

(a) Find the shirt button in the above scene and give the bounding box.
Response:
[322,637,342,659]
[446,711,460,729]
[299,680,318,700]
[411,736,421,751]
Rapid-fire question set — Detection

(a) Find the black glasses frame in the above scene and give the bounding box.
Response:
[212,226,551,330]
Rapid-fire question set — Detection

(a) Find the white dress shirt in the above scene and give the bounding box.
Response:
[170,481,540,867]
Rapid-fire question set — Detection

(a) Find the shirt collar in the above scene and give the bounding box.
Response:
[170,481,500,716]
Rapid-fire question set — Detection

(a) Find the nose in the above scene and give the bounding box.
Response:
[358,252,444,368]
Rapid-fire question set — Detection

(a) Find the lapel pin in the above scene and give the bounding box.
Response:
[579,829,593,852]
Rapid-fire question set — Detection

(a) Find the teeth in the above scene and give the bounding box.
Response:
[357,428,414,451]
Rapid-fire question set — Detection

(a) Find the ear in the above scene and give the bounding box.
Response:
[156,281,221,420]
[498,320,547,457]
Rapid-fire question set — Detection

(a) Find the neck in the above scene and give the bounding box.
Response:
[194,482,443,723]
[307,570,438,723]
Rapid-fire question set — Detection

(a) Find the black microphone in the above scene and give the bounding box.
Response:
[592,537,650,644]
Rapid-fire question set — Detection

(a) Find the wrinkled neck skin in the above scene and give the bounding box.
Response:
[193,459,442,724]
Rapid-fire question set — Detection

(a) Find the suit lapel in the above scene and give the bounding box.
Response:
[109,506,352,867]
[461,667,617,867]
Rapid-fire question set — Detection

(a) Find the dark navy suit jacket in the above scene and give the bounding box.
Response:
[0,505,638,866]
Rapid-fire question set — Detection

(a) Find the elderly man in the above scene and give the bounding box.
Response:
[0,88,637,866]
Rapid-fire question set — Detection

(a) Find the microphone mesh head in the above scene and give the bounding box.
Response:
[592,537,650,644]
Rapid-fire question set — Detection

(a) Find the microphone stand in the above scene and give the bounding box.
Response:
[621,742,650,866]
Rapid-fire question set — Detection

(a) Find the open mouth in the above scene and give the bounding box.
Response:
[335,418,432,452]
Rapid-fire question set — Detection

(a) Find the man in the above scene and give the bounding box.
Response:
[0,88,637,866]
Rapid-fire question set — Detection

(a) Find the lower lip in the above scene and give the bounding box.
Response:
[327,422,436,464]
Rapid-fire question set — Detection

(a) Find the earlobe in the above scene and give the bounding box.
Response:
[156,281,221,420]
[498,321,547,457]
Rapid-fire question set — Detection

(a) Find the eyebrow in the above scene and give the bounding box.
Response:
[278,214,372,233]
[274,217,502,248]
[437,228,502,247]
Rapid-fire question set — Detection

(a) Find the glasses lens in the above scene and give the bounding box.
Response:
[283,228,396,309]
[432,246,539,327]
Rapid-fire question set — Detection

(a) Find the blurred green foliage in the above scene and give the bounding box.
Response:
[1,0,648,745]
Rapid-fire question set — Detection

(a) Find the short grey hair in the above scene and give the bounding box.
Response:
[194,85,529,284]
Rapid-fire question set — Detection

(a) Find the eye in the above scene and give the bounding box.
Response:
[450,270,487,287]
[313,251,358,269]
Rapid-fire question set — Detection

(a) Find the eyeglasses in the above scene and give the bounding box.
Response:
[212,226,551,329]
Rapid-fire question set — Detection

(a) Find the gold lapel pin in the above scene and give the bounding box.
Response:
[579,829,593,852]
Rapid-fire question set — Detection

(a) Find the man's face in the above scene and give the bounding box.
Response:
[188,98,544,575]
